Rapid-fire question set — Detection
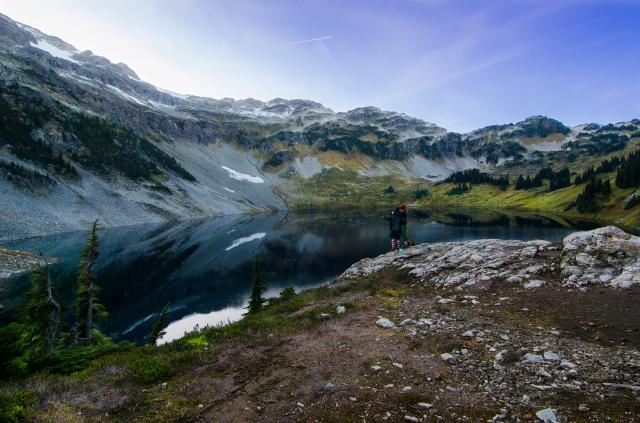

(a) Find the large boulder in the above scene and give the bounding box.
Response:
[561,226,640,288]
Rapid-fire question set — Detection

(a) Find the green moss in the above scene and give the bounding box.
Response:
[128,354,173,384]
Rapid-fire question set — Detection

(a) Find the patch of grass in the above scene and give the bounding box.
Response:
[293,167,421,209]
[419,179,640,234]
[0,389,37,423]
[128,353,173,384]
[379,288,404,298]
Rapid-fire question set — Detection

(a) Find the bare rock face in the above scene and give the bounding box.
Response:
[561,226,640,288]
[340,238,554,288]
[340,226,640,289]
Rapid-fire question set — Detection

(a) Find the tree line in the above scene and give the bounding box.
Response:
[443,169,509,190]
[514,167,570,191]
[571,176,612,213]
[615,150,640,189]
[574,157,621,185]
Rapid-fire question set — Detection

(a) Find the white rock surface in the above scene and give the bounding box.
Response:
[524,279,545,289]
[340,226,639,290]
[535,408,558,422]
[376,317,396,329]
[561,226,640,288]
[524,353,544,363]
[441,353,455,362]
[543,351,560,361]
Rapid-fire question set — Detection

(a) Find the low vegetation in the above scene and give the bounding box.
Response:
[294,148,640,233]
[0,257,367,421]
[441,168,509,190]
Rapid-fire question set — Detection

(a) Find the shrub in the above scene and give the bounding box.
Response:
[128,354,173,384]
[279,286,296,301]
[0,390,37,423]
[446,183,471,196]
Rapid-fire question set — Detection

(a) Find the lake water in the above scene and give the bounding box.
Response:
[0,209,593,344]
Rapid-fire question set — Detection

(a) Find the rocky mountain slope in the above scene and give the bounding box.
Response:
[3,227,639,421]
[0,13,638,240]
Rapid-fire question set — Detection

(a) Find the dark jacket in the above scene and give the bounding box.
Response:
[389,211,402,232]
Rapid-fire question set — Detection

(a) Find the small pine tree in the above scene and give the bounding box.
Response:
[246,257,267,314]
[76,220,107,344]
[7,267,62,372]
[146,303,169,346]
[279,286,296,300]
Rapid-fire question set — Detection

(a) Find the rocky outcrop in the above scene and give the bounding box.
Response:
[561,226,640,288]
[340,226,640,289]
[0,247,55,280]
[341,238,556,288]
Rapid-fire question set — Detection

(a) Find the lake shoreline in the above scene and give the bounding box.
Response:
[2,226,639,421]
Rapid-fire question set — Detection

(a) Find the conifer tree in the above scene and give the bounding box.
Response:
[22,268,61,354]
[146,303,169,346]
[76,220,107,344]
[616,150,640,188]
[246,257,267,314]
[530,173,539,187]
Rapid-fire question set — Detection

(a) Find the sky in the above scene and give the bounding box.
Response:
[2,0,640,132]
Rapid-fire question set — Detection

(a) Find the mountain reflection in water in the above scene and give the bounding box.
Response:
[1,209,593,344]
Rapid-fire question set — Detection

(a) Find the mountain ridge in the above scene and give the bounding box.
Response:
[0,12,638,240]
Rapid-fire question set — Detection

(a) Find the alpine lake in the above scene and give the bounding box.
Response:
[0,209,597,345]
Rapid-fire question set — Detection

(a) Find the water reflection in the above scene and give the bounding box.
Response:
[1,209,593,344]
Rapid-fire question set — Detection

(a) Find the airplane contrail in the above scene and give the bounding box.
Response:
[284,35,333,46]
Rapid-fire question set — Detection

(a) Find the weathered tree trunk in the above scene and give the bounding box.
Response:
[45,268,60,352]
[85,279,93,344]
[83,244,97,344]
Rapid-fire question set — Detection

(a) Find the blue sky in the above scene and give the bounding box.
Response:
[2,0,640,131]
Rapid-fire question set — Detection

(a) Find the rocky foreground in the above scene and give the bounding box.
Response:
[3,227,639,422]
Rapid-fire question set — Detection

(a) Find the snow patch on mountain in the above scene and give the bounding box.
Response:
[59,72,99,88]
[30,39,79,63]
[106,84,146,106]
[222,166,265,183]
[155,86,190,99]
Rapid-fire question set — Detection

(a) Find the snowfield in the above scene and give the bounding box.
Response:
[222,166,265,183]
[30,39,79,63]
[106,84,147,106]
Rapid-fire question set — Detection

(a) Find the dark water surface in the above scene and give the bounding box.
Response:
[0,209,593,344]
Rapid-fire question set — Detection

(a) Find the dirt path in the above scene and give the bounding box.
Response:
[156,263,639,422]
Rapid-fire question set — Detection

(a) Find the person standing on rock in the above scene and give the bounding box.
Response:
[399,204,408,250]
[388,206,403,251]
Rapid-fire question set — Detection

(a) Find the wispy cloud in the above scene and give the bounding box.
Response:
[284,35,332,46]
